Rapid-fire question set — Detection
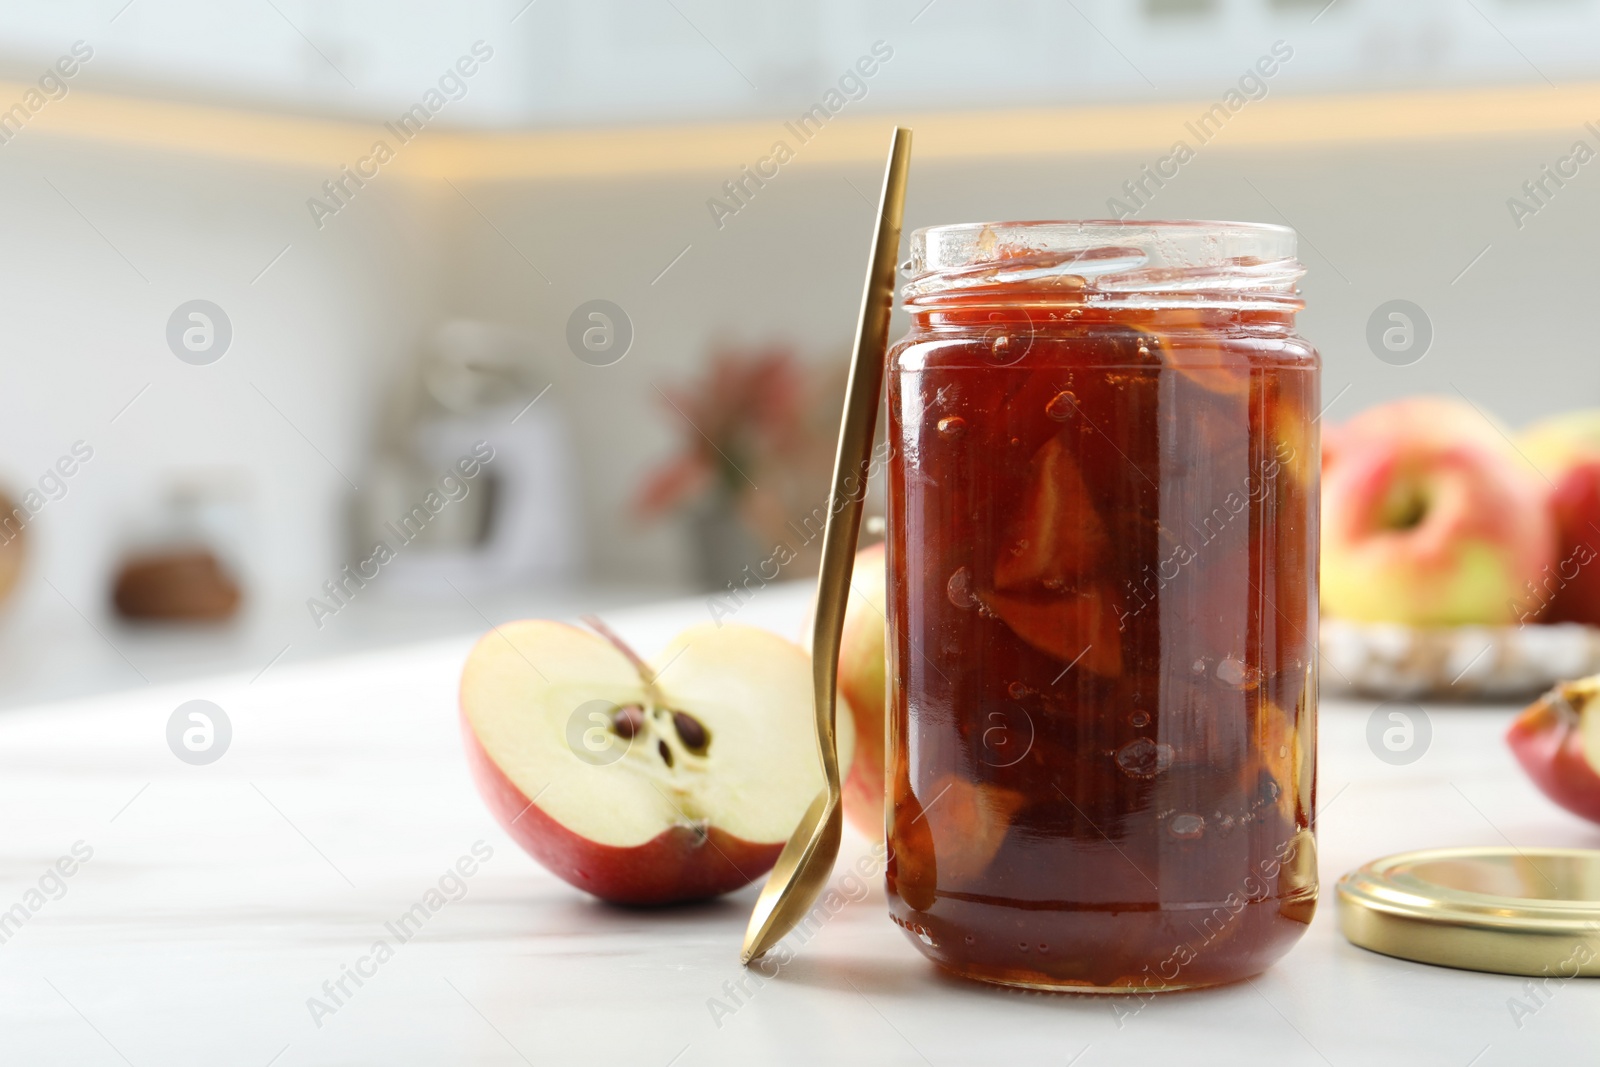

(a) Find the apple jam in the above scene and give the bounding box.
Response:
[884,221,1319,992]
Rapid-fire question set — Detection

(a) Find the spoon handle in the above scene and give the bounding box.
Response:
[740,129,912,965]
[810,127,913,793]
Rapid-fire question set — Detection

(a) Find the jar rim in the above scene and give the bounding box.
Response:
[904,219,1304,309]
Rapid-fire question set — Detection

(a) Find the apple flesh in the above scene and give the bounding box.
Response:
[460,618,853,905]
[1507,674,1600,825]
[1321,396,1554,625]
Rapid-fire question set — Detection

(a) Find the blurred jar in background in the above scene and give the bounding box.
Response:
[111,473,249,623]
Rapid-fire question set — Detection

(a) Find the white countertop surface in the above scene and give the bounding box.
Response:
[0,581,1595,1066]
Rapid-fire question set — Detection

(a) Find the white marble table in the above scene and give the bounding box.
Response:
[0,582,1595,1066]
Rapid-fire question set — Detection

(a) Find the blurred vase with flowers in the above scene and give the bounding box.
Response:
[634,343,844,590]
[0,491,24,610]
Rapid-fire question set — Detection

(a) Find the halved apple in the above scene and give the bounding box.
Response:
[460,618,854,904]
[1507,675,1600,826]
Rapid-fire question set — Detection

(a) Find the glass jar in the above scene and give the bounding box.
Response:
[884,220,1318,992]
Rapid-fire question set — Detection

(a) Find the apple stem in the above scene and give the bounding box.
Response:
[580,614,664,705]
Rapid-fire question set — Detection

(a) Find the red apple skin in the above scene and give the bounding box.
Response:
[1324,395,1514,463]
[1322,397,1553,626]
[1542,462,1600,624]
[1515,410,1600,623]
[838,544,888,840]
[461,718,782,905]
[1506,694,1600,826]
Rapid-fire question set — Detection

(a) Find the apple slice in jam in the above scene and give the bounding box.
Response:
[922,777,1027,885]
[1135,309,1251,397]
[984,429,1122,677]
[461,618,854,904]
[888,776,1026,909]
[993,431,1108,593]
[982,587,1123,678]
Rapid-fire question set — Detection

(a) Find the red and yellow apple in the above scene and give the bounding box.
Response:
[1521,410,1600,624]
[837,543,888,840]
[1507,674,1600,825]
[1321,393,1510,472]
[1321,397,1554,625]
[460,617,852,905]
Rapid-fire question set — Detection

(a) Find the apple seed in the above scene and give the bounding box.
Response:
[610,704,646,739]
[672,710,710,752]
[657,739,674,767]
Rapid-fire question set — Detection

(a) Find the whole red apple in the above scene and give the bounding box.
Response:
[1322,397,1554,625]
[460,617,853,905]
[1521,411,1600,624]
[1507,674,1600,825]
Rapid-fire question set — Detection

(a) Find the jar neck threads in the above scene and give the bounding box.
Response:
[903,220,1304,315]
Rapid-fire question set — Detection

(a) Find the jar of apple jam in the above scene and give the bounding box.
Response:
[884,220,1318,992]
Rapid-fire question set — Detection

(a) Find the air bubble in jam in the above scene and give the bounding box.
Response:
[1130,710,1150,728]
[937,416,967,439]
[1216,656,1262,691]
[1170,813,1206,839]
[1007,681,1031,700]
[1258,774,1282,804]
[1115,737,1174,779]
[1045,390,1077,421]
[947,566,977,609]
[990,335,1011,360]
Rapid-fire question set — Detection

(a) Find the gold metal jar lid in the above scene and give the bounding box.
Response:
[1337,847,1600,978]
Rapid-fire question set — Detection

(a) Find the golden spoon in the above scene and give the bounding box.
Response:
[741,126,912,964]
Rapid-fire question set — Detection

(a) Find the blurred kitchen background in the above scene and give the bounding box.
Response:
[1,0,1597,706]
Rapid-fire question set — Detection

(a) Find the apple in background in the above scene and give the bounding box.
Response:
[1507,674,1600,825]
[1321,396,1554,626]
[460,617,853,905]
[1522,410,1600,624]
[836,543,888,839]
[1321,394,1512,473]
